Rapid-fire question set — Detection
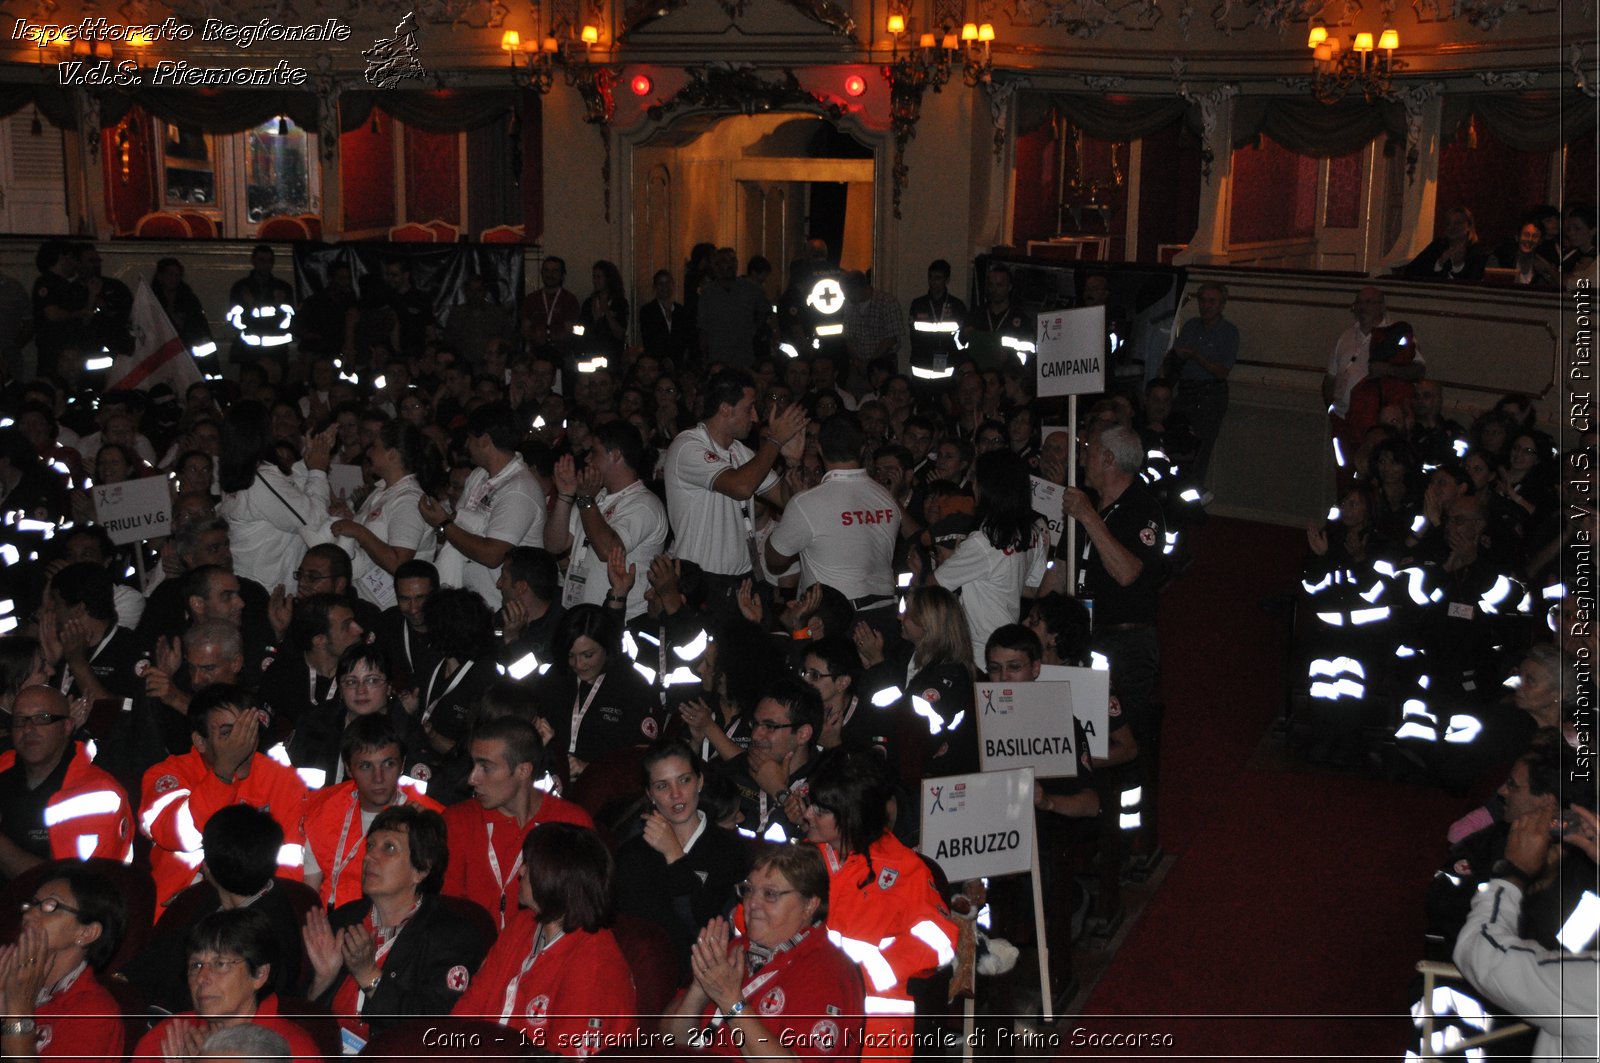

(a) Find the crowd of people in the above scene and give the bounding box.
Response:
[1399,202,1597,290]
[0,226,1587,1059]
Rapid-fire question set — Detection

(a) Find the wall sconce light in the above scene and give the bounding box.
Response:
[1308,20,1403,103]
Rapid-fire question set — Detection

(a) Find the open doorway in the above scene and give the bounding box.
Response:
[631,113,876,308]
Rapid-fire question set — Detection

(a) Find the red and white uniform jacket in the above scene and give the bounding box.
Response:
[33,962,124,1062]
[301,778,441,909]
[139,748,309,910]
[688,927,865,1060]
[0,742,133,864]
[819,834,957,1044]
[452,911,636,1057]
[441,793,593,927]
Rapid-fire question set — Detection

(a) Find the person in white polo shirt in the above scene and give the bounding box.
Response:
[420,402,545,610]
[546,420,667,620]
[765,413,899,621]
[664,368,808,621]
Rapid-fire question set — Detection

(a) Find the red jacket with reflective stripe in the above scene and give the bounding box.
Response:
[818,834,958,1007]
[139,748,308,910]
[301,778,441,909]
[0,742,133,864]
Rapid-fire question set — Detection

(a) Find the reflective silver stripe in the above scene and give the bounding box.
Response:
[864,996,916,1014]
[43,789,123,827]
[909,919,956,967]
[140,788,192,833]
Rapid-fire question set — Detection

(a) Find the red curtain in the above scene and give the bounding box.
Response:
[1436,121,1552,250]
[403,128,461,225]
[1229,135,1317,244]
[340,110,398,233]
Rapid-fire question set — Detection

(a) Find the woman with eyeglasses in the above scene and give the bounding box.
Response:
[802,750,956,1063]
[453,822,635,1056]
[288,645,418,787]
[332,420,439,612]
[133,906,322,1062]
[303,804,489,1048]
[0,861,126,1061]
[661,842,864,1060]
[531,604,658,782]
[615,739,750,980]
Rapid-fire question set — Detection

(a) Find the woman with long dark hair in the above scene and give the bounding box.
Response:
[912,448,1048,661]
[579,259,630,358]
[802,750,957,1063]
[531,603,657,781]
[152,256,216,358]
[332,420,438,610]
[217,400,339,593]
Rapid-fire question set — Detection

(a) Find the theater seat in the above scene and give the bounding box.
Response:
[258,216,311,241]
[612,912,680,1020]
[480,224,525,244]
[389,222,435,243]
[133,212,189,238]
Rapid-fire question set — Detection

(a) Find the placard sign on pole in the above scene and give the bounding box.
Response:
[92,476,172,545]
[919,768,1035,882]
[1029,476,1066,548]
[1038,663,1110,758]
[975,682,1078,778]
[329,464,365,500]
[1035,305,1105,398]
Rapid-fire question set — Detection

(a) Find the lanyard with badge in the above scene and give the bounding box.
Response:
[486,820,525,927]
[569,675,606,754]
[421,659,475,727]
[1077,496,1126,595]
[60,627,116,694]
[499,925,564,1022]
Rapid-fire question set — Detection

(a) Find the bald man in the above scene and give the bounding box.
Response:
[0,687,134,878]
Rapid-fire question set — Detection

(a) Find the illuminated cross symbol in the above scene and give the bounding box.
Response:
[806,278,845,315]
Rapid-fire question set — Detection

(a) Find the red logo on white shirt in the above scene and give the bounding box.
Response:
[703,450,720,463]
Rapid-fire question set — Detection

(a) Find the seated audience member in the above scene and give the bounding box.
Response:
[1454,804,1599,1061]
[129,804,307,1012]
[0,860,128,1060]
[133,907,323,1062]
[675,617,784,766]
[413,587,500,768]
[896,586,978,781]
[373,559,440,693]
[304,805,490,1047]
[532,603,658,781]
[141,686,309,910]
[39,562,143,703]
[452,823,636,1055]
[802,750,956,1059]
[287,644,417,786]
[496,546,566,671]
[134,514,272,655]
[258,593,366,741]
[614,740,750,979]
[442,716,593,926]
[0,686,133,879]
[714,677,823,843]
[302,714,440,910]
[331,419,436,612]
[661,842,865,1059]
[1562,203,1598,290]
[1402,207,1489,283]
[53,524,145,630]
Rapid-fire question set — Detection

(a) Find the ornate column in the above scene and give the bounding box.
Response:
[1174,82,1238,265]
[1379,81,1443,270]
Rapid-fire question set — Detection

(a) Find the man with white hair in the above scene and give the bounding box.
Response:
[1062,423,1165,817]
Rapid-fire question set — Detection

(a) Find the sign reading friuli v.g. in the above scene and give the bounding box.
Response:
[92,475,172,545]
[919,768,1035,881]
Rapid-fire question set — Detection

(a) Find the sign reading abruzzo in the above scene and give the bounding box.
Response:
[975,682,1078,778]
[919,768,1035,881]
[1035,305,1105,398]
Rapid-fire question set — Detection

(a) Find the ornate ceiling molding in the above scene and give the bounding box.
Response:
[1006,0,1163,37]
[642,62,846,121]
[1474,69,1538,88]
[620,0,855,39]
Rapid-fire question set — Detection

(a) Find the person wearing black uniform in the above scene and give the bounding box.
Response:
[412,588,500,784]
[907,259,968,390]
[375,257,438,362]
[963,262,1033,372]
[30,240,90,379]
[532,604,658,781]
[713,677,822,843]
[258,594,366,742]
[495,546,565,674]
[1062,423,1164,751]
[226,245,297,368]
[373,559,441,694]
[42,563,143,704]
[638,269,693,366]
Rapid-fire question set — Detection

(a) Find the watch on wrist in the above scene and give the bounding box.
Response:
[2,1018,37,1036]
[1491,859,1532,887]
[726,998,747,1017]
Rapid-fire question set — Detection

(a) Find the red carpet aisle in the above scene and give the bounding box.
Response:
[1077,518,1467,1060]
